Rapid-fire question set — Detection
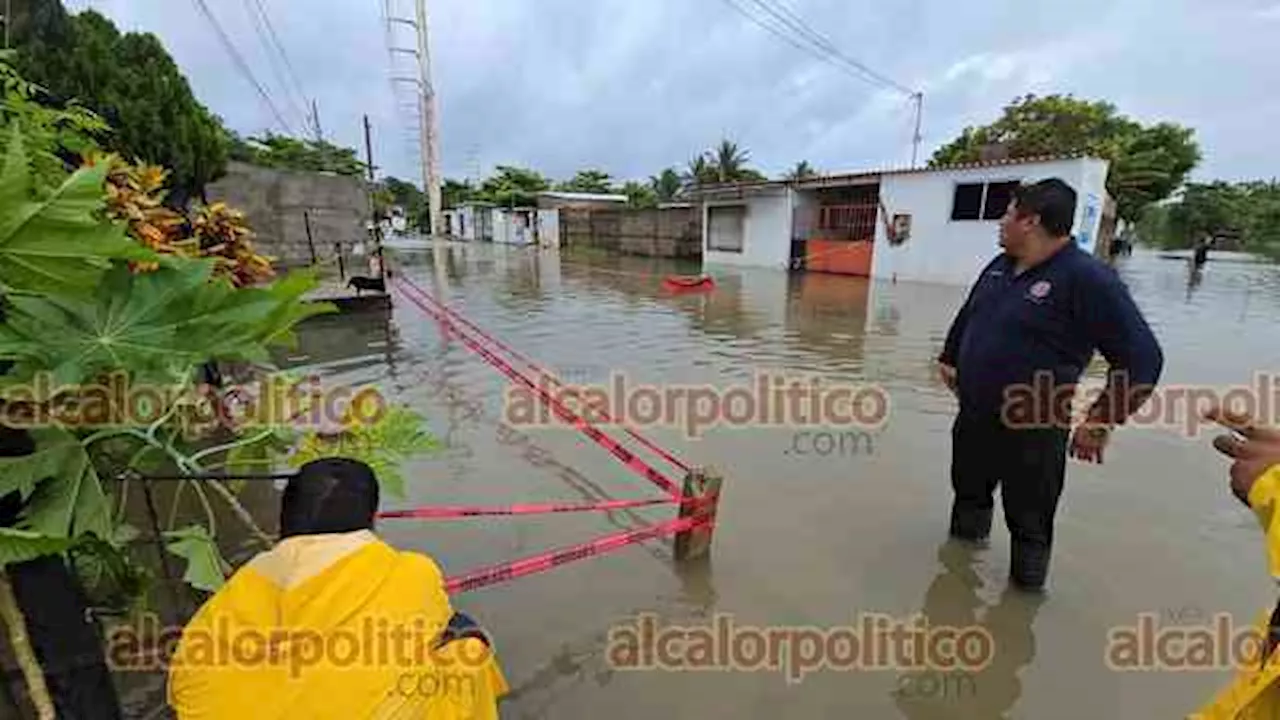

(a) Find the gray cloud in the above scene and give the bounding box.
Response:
[69,0,1278,185]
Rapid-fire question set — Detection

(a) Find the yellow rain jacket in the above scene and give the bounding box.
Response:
[1192,464,1280,720]
[168,530,508,719]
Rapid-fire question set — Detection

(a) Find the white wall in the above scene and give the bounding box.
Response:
[701,188,793,269]
[1074,158,1110,256]
[492,209,536,245]
[448,206,476,241]
[537,209,560,248]
[871,158,1109,286]
[462,207,478,241]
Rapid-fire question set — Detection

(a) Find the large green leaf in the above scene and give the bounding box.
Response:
[288,405,441,499]
[164,525,226,593]
[18,428,112,540]
[0,428,110,541]
[0,123,154,297]
[0,261,331,387]
[0,431,70,500]
[0,528,76,566]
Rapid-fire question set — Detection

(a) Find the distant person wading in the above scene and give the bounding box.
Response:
[937,179,1165,592]
[1193,235,1213,269]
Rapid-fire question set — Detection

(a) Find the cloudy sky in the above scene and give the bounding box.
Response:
[67,0,1280,187]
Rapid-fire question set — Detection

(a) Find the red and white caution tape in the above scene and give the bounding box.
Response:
[394,274,691,474]
[393,280,684,498]
[444,513,711,595]
[377,497,677,519]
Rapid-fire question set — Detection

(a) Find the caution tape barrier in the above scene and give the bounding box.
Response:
[392,280,684,498]
[393,273,691,474]
[444,513,711,595]
[374,493,724,520]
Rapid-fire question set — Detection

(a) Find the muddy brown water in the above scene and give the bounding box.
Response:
[261,243,1280,719]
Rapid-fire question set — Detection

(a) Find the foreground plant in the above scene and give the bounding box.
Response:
[0,121,439,715]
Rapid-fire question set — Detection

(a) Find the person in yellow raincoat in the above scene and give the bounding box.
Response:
[168,458,508,719]
[1192,405,1280,719]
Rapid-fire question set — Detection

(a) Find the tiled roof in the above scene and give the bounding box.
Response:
[816,152,1096,181]
[680,153,1101,196]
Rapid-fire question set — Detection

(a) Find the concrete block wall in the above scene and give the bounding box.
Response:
[559,207,701,258]
[207,161,371,267]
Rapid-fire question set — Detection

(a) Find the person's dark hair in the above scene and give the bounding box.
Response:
[279,458,380,538]
[1012,178,1077,238]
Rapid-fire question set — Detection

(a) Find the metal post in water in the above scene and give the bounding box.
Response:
[304,211,317,266]
[674,467,724,562]
[364,114,388,285]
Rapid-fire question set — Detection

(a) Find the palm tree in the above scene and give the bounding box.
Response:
[713,139,749,182]
[684,155,716,186]
[650,168,683,202]
[787,160,817,180]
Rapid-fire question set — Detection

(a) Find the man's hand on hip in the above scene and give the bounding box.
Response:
[938,362,958,396]
[1070,423,1111,464]
[1204,405,1280,506]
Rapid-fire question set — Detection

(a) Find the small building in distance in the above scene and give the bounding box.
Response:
[442,201,496,242]
[684,155,1112,286]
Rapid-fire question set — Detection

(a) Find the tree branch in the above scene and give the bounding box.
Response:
[0,571,55,720]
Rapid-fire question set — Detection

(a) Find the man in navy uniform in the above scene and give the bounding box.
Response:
[937,178,1164,592]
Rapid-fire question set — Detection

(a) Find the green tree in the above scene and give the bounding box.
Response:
[229,133,365,177]
[684,155,717,186]
[1142,180,1280,259]
[380,176,427,230]
[557,169,613,194]
[787,160,817,180]
[1165,182,1247,246]
[712,139,748,183]
[929,94,1200,223]
[649,168,682,202]
[621,180,657,208]
[1243,183,1280,256]
[442,178,474,208]
[13,2,230,204]
[1134,203,1174,250]
[683,140,767,185]
[0,50,106,192]
[474,165,550,207]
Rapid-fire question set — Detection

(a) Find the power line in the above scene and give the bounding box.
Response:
[744,0,914,96]
[717,0,925,165]
[241,0,309,132]
[191,0,294,134]
[719,0,840,77]
[244,0,313,133]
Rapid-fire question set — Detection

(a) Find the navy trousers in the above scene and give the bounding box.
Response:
[949,410,1069,588]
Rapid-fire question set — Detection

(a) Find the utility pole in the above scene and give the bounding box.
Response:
[910,92,925,168]
[414,0,442,239]
[363,114,387,285]
[383,0,442,238]
[311,99,323,142]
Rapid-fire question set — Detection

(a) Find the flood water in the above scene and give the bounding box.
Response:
[280,243,1280,719]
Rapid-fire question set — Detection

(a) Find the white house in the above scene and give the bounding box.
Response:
[443,202,495,242]
[687,155,1112,286]
[492,208,538,246]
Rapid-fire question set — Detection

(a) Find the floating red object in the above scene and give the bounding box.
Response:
[661,274,716,293]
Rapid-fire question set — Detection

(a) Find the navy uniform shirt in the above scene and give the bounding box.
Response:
[939,242,1164,425]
